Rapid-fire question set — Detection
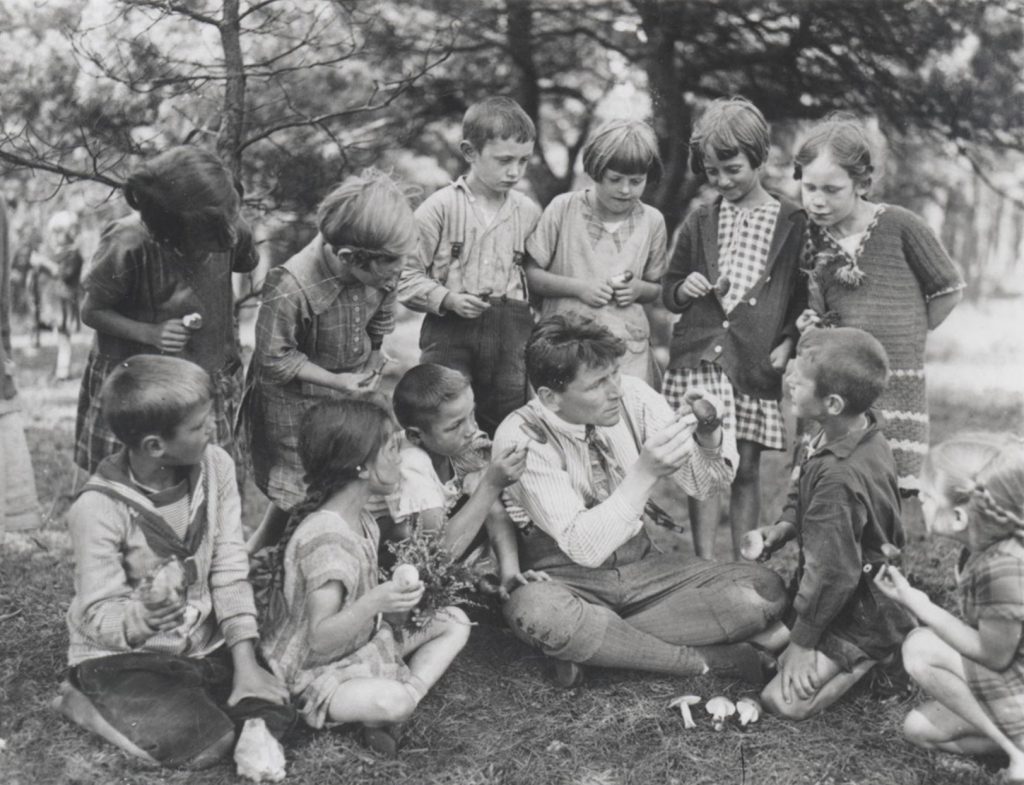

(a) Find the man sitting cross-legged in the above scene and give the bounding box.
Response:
[492,314,789,686]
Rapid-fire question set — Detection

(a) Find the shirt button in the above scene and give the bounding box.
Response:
[765,276,772,282]
[714,345,723,354]
[722,320,730,329]
[749,297,757,306]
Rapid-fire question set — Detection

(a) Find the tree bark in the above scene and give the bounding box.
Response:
[218,0,246,176]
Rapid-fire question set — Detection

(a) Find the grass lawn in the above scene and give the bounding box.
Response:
[1,300,1022,785]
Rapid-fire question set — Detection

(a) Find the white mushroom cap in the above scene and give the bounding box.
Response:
[705,696,736,730]
[736,697,762,727]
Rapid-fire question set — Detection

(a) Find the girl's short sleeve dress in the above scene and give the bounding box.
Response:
[261,509,412,729]
[958,539,1024,748]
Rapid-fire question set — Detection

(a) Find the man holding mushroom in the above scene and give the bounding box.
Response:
[491,314,788,687]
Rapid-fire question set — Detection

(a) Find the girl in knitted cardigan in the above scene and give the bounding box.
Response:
[795,117,964,501]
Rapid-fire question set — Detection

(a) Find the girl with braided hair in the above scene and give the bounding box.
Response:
[257,396,469,757]
[875,433,1024,781]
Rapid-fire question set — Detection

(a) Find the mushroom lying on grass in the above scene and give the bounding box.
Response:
[706,696,736,731]
[736,697,762,727]
[668,695,701,729]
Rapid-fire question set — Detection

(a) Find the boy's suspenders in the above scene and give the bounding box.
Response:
[434,184,530,301]
[430,184,466,288]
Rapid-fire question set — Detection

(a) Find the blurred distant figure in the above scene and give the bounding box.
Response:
[29,210,84,378]
[0,198,43,534]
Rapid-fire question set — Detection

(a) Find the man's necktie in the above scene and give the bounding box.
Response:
[584,425,683,533]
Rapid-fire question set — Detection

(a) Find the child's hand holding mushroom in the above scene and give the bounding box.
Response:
[609,271,638,307]
[127,558,188,644]
[740,521,796,562]
[874,564,929,618]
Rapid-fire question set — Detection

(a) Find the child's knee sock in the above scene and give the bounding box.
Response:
[581,612,708,676]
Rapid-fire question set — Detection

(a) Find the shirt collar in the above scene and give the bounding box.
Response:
[581,189,643,223]
[530,396,599,443]
[286,235,361,316]
[810,410,883,460]
[453,175,521,213]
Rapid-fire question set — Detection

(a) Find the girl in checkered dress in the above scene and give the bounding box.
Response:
[258,397,469,755]
[663,97,807,559]
[74,146,259,477]
[876,434,1024,782]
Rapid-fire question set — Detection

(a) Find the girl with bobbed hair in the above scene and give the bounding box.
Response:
[74,145,258,475]
[525,118,667,385]
[244,168,419,552]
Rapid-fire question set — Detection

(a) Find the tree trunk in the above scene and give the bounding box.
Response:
[635,1,692,233]
[218,0,246,176]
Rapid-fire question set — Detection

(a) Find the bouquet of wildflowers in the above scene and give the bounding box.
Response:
[384,523,480,631]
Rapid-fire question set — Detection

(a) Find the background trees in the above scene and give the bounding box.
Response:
[2,0,1022,287]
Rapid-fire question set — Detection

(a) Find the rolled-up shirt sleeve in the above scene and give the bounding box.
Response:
[633,379,738,498]
[366,285,397,345]
[252,266,311,385]
[399,194,450,314]
[493,417,646,569]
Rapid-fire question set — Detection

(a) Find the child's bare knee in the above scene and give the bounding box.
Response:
[371,687,416,724]
[902,709,937,749]
[761,683,814,722]
[439,606,471,646]
[902,629,938,680]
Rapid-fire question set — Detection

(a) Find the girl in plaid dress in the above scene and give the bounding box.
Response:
[74,146,258,477]
[876,434,1024,782]
[259,398,469,756]
[663,97,807,559]
[243,170,418,553]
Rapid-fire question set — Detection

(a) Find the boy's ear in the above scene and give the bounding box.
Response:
[139,433,166,458]
[824,393,846,417]
[405,425,424,446]
[459,140,478,163]
[536,385,560,413]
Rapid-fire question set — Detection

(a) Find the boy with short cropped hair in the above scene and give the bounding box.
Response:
[380,362,546,598]
[754,327,915,720]
[399,96,542,436]
[56,355,295,769]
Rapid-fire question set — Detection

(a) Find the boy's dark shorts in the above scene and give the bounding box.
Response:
[69,649,296,768]
[784,576,916,672]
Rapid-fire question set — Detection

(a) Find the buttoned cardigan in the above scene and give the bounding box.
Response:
[662,197,807,400]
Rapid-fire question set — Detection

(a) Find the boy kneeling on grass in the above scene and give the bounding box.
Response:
[375,362,548,598]
[751,327,915,720]
[55,355,296,769]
